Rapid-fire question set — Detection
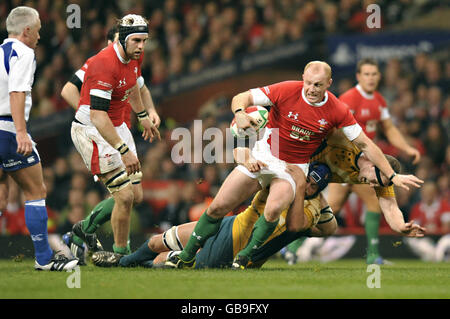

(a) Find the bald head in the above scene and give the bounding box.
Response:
[302,61,333,104]
[303,61,332,80]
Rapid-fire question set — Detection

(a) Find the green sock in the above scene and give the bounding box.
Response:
[178,211,223,262]
[238,215,279,259]
[81,197,115,234]
[71,234,85,247]
[113,243,131,255]
[365,211,381,262]
[287,237,306,254]
[119,239,158,267]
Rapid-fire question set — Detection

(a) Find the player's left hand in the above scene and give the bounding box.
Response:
[400,220,426,237]
[140,117,161,142]
[285,165,306,185]
[148,109,161,128]
[391,174,423,191]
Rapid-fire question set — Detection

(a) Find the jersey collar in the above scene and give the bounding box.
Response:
[301,87,328,107]
[113,42,130,64]
[356,84,374,99]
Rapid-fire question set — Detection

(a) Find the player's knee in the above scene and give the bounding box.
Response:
[208,200,230,218]
[133,189,143,205]
[114,187,134,209]
[264,200,286,221]
[148,235,160,252]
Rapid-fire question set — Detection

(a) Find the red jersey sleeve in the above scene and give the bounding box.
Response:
[259,81,300,107]
[85,57,116,99]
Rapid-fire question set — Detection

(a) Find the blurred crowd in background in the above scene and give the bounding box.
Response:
[0,0,448,249]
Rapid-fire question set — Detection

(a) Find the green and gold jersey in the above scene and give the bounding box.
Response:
[311,131,395,198]
[231,195,321,258]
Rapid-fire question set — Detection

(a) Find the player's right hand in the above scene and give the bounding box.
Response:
[400,220,426,237]
[141,117,161,143]
[16,131,33,157]
[121,151,141,176]
[391,174,424,191]
[235,111,258,131]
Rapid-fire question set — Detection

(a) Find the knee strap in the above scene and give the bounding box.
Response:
[162,226,183,251]
[104,170,131,193]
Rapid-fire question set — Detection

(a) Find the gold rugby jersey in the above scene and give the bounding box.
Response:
[231,193,321,257]
[310,131,395,197]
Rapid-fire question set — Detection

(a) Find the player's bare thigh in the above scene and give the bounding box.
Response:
[264,178,295,222]
[327,183,351,212]
[8,163,46,200]
[351,184,381,212]
[207,168,261,218]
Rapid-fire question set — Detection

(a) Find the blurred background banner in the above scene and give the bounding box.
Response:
[328,30,450,74]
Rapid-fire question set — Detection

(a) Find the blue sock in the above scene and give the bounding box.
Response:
[119,239,158,267]
[25,199,53,265]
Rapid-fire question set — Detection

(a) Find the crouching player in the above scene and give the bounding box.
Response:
[91,161,335,268]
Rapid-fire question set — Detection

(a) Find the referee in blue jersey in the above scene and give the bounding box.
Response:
[0,6,78,271]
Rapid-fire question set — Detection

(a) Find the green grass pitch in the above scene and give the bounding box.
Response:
[1,258,449,299]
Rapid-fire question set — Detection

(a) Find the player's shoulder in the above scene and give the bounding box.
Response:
[7,39,34,59]
[373,91,387,106]
[89,44,117,65]
[339,86,359,100]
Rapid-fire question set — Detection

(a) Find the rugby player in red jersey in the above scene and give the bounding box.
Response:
[70,14,160,257]
[165,61,423,269]
[61,24,160,263]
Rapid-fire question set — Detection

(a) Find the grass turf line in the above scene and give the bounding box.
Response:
[1,258,449,299]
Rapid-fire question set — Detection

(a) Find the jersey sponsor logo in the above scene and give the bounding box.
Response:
[27,156,35,164]
[97,80,113,89]
[287,112,299,120]
[290,125,315,141]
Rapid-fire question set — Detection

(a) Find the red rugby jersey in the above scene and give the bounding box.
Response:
[253,81,358,163]
[78,43,142,127]
[339,85,389,140]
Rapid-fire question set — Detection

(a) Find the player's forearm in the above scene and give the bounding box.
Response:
[354,134,395,178]
[128,84,146,114]
[91,110,124,148]
[231,91,253,114]
[61,82,80,110]
[140,85,156,112]
[378,196,406,234]
[9,92,27,133]
[385,125,413,153]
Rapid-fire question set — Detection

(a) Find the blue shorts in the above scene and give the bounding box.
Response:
[0,129,40,172]
[195,216,235,269]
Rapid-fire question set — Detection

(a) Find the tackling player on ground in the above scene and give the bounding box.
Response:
[91,133,425,269]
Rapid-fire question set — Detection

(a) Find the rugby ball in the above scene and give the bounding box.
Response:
[230,106,269,138]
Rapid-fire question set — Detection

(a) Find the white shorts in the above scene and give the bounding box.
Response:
[236,128,309,196]
[71,121,137,175]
